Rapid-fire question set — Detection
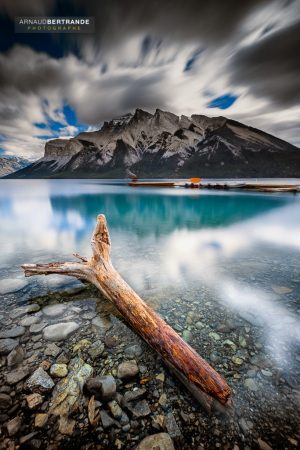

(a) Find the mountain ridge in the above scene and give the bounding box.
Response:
[7,108,300,178]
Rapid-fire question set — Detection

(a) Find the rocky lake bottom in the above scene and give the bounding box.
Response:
[0,261,299,450]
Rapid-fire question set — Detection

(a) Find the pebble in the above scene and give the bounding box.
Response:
[0,326,25,339]
[30,322,48,334]
[244,378,258,392]
[88,340,104,359]
[0,278,27,294]
[73,339,91,353]
[86,375,116,402]
[6,416,22,436]
[182,330,192,342]
[122,388,146,406]
[50,363,68,378]
[26,393,44,409]
[0,393,12,410]
[44,343,61,357]
[19,315,39,327]
[7,346,25,368]
[42,303,68,318]
[43,322,79,341]
[108,400,123,419]
[0,338,19,355]
[209,332,221,341]
[165,412,181,438]
[117,360,139,379]
[136,433,175,450]
[92,316,112,335]
[232,356,244,365]
[127,399,151,417]
[6,367,30,385]
[257,438,273,450]
[100,410,115,429]
[271,286,292,295]
[124,344,143,358]
[9,304,40,319]
[25,367,55,393]
[222,339,237,350]
[35,413,48,428]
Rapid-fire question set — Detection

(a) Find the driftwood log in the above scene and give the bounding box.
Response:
[22,214,232,412]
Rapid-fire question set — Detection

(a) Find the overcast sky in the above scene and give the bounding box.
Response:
[0,0,299,160]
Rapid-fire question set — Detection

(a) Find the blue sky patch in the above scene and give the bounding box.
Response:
[207,94,238,109]
[184,48,203,72]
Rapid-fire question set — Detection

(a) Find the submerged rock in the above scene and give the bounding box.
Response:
[0,338,19,355]
[0,326,25,339]
[9,304,40,319]
[7,346,25,368]
[136,433,175,450]
[0,278,27,294]
[43,322,79,341]
[6,367,30,385]
[42,304,68,318]
[92,315,112,335]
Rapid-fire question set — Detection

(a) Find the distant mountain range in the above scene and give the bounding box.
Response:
[6,109,300,178]
[0,156,29,177]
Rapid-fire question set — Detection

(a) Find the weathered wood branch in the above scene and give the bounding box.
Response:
[22,214,232,411]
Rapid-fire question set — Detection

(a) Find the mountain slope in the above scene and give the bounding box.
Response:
[8,109,300,178]
[0,156,30,177]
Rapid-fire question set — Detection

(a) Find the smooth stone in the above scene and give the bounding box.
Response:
[0,278,27,294]
[127,399,151,417]
[195,321,205,329]
[85,375,116,402]
[209,332,221,341]
[6,416,22,436]
[50,363,68,378]
[30,322,48,334]
[7,346,25,368]
[182,330,192,342]
[6,367,30,385]
[122,388,146,406]
[222,339,237,350]
[0,338,19,355]
[0,393,12,410]
[0,326,25,339]
[26,393,44,409]
[34,413,48,428]
[9,304,40,319]
[44,343,61,357]
[261,369,272,377]
[124,344,143,358]
[271,286,292,295]
[232,356,244,365]
[42,304,68,318]
[117,360,139,379]
[20,316,39,327]
[25,367,55,393]
[244,378,258,392]
[92,316,112,335]
[43,322,79,342]
[136,433,175,450]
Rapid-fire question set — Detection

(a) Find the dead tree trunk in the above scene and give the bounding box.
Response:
[22,214,232,411]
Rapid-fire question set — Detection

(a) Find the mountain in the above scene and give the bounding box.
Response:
[0,155,30,177]
[8,109,300,178]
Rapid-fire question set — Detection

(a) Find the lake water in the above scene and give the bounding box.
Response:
[0,179,299,447]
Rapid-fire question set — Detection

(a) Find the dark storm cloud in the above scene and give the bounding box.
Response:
[231,20,300,107]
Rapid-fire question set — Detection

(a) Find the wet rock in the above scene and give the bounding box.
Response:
[0,338,18,355]
[85,375,116,402]
[20,315,39,327]
[26,393,44,409]
[165,413,181,438]
[195,321,205,330]
[50,356,93,430]
[19,432,38,445]
[124,344,143,358]
[156,373,165,382]
[7,346,24,368]
[239,418,253,434]
[0,326,25,339]
[158,393,168,408]
[272,286,292,295]
[50,363,68,378]
[239,311,264,327]
[257,438,273,450]
[100,410,114,429]
[43,322,79,341]
[136,433,175,450]
[182,330,192,342]
[6,367,30,385]
[9,304,40,319]
[244,378,258,392]
[117,360,139,380]
[92,315,112,335]
[0,393,12,410]
[73,339,91,353]
[88,340,104,359]
[127,399,151,417]
[222,339,237,351]
[44,343,61,358]
[108,400,123,419]
[261,369,272,377]
[209,332,221,341]
[122,388,146,406]
[232,356,244,365]
[42,304,68,318]
[25,367,55,393]
[30,322,48,334]
[0,278,27,294]
[6,416,22,436]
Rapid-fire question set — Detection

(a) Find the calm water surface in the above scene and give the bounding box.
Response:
[0,179,300,377]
